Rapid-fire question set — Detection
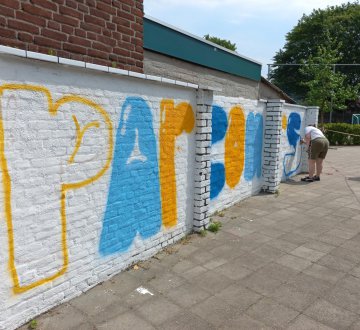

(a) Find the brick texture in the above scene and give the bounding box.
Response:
[0,0,144,71]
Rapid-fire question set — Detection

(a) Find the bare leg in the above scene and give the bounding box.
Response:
[308,159,316,178]
[315,158,323,176]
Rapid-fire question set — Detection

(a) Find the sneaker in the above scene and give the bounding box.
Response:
[313,176,320,181]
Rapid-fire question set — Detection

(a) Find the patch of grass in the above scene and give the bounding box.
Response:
[207,221,222,233]
[29,319,38,329]
[199,229,207,237]
[217,211,225,217]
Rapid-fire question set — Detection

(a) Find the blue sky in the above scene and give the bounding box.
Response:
[144,0,348,77]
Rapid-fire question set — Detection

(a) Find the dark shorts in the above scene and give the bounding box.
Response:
[308,138,329,160]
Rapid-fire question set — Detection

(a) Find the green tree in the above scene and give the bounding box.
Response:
[299,36,359,124]
[204,34,237,51]
[271,2,360,103]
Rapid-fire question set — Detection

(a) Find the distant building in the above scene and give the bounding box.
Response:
[143,16,293,103]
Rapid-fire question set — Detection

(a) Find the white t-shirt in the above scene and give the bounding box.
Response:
[304,126,325,140]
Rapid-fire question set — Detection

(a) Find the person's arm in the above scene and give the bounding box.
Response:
[304,133,311,146]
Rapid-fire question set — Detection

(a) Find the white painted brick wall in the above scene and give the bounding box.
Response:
[209,96,266,214]
[0,55,196,330]
[0,51,320,330]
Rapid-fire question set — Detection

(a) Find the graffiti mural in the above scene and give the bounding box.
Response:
[99,97,195,255]
[244,112,263,181]
[210,106,228,199]
[159,99,195,228]
[0,84,113,294]
[283,112,302,178]
[210,104,263,199]
[225,106,245,188]
[99,97,162,255]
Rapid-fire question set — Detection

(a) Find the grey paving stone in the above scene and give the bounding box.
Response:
[254,262,299,283]
[223,226,255,237]
[147,271,185,293]
[279,232,311,245]
[304,299,358,330]
[257,226,286,238]
[287,314,336,330]
[213,259,254,280]
[335,275,360,295]
[287,273,332,297]
[329,246,360,263]
[336,219,360,232]
[327,228,357,239]
[102,271,143,296]
[175,244,199,257]
[232,236,266,252]
[349,319,360,330]
[158,311,215,330]
[266,238,299,253]
[241,271,283,296]
[192,296,239,328]
[215,283,262,310]
[303,263,346,284]
[325,286,360,314]
[252,244,286,260]
[180,265,208,280]
[191,270,234,294]
[232,252,270,270]
[69,284,126,317]
[316,254,357,272]
[317,233,347,246]
[219,313,271,330]
[96,311,156,330]
[121,286,157,308]
[191,250,217,264]
[172,259,198,274]
[246,297,299,328]
[135,296,181,325]
[202,257,228,270]
[31,303,89,330]
[268,284,318,312]
[304,206,334,217]
[301,240,336,253]
[350,266,360,278]
[290,246,326,262]
[276,254,313,271]
[341,240,360,253]
[164,282,210,308]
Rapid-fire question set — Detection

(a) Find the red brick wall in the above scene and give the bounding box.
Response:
[0,0,144,72]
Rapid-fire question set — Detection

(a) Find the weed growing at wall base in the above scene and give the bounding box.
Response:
[207,221,222,233]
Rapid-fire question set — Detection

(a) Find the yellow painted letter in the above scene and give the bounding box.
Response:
[225,106,245,188]
[160,99,194,228]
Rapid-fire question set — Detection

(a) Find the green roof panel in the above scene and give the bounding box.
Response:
[144,17,261,82]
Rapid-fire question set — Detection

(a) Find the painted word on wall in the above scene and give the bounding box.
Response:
[210,104,263,199]
[99,97,194,256]
[0,84,113,294]
[283,112,302,177]
[159,99,194,228]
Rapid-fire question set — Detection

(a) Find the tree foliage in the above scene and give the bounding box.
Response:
[204,34,237,51]
[271,2,360,104]
[299,35,359,123]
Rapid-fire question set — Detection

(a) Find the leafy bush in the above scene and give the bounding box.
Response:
[322,123,360,145]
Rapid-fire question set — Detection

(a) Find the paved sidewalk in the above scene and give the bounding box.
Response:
[19,146,360,330]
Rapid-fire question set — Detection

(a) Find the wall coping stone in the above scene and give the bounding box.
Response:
[0,45,199,90]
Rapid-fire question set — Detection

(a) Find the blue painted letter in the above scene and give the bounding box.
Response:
[244,113,263,181]
[99,97,162,255]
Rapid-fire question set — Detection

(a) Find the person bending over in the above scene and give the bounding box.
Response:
[300,125,329,182]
